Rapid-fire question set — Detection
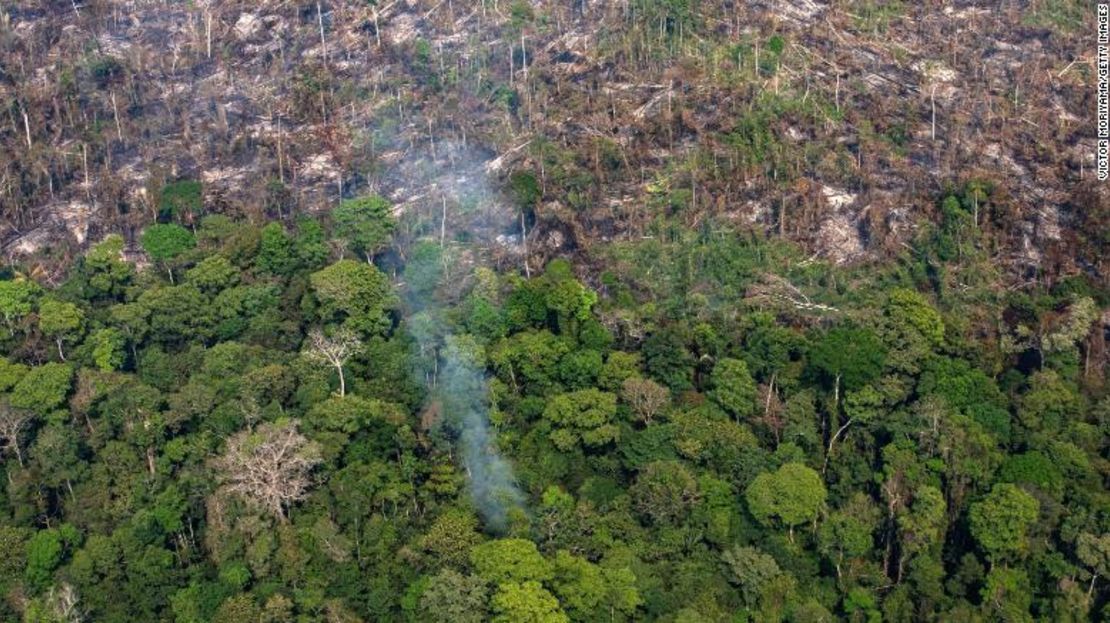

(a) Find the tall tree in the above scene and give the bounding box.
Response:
[745,462,827,541]
[309,260,395,334]
[710,357,758,422]
[543,388,619,451]
[0,278,39,336]
[620,377,669,425]
[140,224,195,283]
[332,195,395,263]
[0,400,32,467]
[969,484,1039,564]
[301,327,362,397]
[38,299,83,361]
[213,420,322,521]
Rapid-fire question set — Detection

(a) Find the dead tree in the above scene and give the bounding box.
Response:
[0,402,32,468]
[214,420,321,521]
[621,377,669,425]
[46,583,83,623]
[302,327,363,397]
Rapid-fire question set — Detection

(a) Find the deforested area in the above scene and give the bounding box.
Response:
[0,1,1106,622]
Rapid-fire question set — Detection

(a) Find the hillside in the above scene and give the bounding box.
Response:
[0,1,1104,280]
[0,2,1107,623]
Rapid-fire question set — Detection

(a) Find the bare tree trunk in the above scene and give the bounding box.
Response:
[823,418,853,475]
[930,85,937,141]
[440,197,447,247]
[765,372,778,444]
[276,112,285,184]
[822,374,842,475]
[82,143,90,199]
[111,92,124,143]
[205,11,213,59]
[317,2,329,68]
[520,210,530,278]
[373,9,381,48]
[21,109,31,149]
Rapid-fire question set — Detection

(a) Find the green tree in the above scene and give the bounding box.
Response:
[24,524,80,591]
[0,357,28,391]
[969,484,1040,563]
[135,286,215,345]
[895,485,947,582]
[543,269,598,334]
[919,356,1011,442]
[257,222,298,276]
[824,383,884,473]
[140,224,195,283]
[818,493,879,581]
[89,328,126,371]
[722,545,782,606]
[490,581,569,623]
[543,389,619,451]
[1019,370,1080,435]
[1076,532,1110,597]
[82,234,133,299]
[509,170,542,209]
[550,550,641,622]
[294,217,330,270]
[489,330,572,395]
[185,255,239,294]
[808,327,886,397]
[470,539,553,585]
[333,195,395,262]
[211,593,262,623]
[742,312,802,382]
[882,288,945,374]
[980,566,1033,622]
[886,288,945,346]
[31,424,85,501]
[417,510,483,568]
[418,569,488,623]
[159,179,203,223]
[630,460,699,524]
[0,278,40,335]
[709,357,757,422]
[310,260,395,334]
[10,363,72,414]
[38,299,83,361]
[745,462,827,541]
[642,327,695,392]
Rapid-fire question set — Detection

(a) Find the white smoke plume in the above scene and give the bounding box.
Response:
[390,138,526,532]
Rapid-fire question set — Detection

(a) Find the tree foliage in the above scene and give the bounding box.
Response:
[0,210,1103,623]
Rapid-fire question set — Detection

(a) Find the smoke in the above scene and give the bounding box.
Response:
[392,138,526,532]
[440,334,525,531]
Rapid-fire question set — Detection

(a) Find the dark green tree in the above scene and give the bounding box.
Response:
[333,195,395,262]
[141,224,195,283]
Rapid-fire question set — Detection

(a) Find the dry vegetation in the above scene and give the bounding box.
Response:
[0,0,1101,284]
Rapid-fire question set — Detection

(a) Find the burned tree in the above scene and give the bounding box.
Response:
[302,327,363,397]
[621,377,670,425]
[0,400,33,468]
[213,420,321,521]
